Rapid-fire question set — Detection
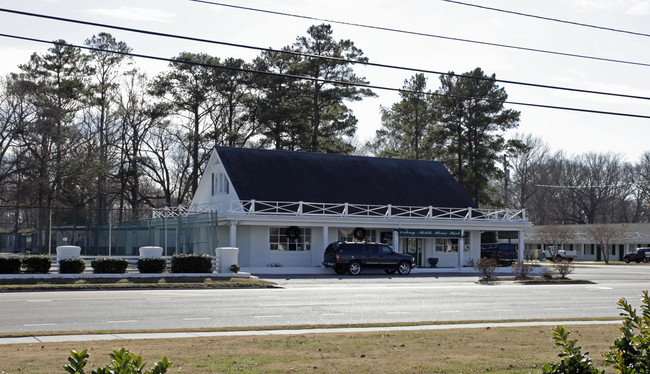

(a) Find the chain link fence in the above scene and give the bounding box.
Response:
[0,206,219,257]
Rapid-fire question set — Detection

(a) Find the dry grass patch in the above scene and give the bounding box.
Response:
[0,324,621,373]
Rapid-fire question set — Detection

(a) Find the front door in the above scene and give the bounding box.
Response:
[404,238,423,267]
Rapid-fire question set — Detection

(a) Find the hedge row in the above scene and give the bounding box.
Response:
[0,254,217,274]
[0,255,52,274]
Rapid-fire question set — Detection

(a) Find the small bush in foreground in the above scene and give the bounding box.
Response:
[171,254,213,273]
[64,348,172,374]
[59,258,85,274]
[138,257,167,273]
[544,290,650,373]
[540,268,554,280]
[0,255,21,274]
[91,257,128,274]
[230,264,241,273]
[542,326,602,373]
[22,255,52,274]
[474,257,498,281]
[513,262,533,280]
[553,261,574,279]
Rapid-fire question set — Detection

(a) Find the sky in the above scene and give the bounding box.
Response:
[0,0,648,162]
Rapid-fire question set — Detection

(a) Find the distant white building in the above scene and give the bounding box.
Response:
[172,147,532,270]
[524,223,650,261]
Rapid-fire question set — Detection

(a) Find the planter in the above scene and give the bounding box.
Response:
[428,258,439,267]
[139,246,163,258]
[215,247,239,273]
[56,246,81,261]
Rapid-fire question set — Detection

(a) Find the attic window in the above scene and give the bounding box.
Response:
[212,173,229,196]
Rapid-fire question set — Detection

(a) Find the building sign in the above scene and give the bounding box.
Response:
[396,228,462,238]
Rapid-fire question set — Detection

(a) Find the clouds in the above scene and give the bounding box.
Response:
[569,0,650,15]
[84,7,176,23]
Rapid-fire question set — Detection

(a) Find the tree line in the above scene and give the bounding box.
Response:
[0,25,376,226]
[1,24,647,233]
[503,134,650,225]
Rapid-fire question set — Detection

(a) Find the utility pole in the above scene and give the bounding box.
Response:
[504,155,509,210]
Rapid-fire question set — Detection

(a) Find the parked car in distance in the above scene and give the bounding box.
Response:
[623,247,650,263]
[543,246,577,262]
[480,243,517,266]
[322,242,415,275]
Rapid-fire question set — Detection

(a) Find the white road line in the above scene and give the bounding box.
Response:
[183,317,211,321]
[321,313,345,316]
[254,315,283,319]
[386,311,411,315]
[23,323,56,327]
[26,300,52,302]
[107,320,138,324]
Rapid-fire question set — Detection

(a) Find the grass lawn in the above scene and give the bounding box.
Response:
[0,323,622,373]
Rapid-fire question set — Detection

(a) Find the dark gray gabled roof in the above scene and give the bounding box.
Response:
[216,147,476,209]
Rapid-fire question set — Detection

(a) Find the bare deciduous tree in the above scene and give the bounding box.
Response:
[585,224,626,264]
[535,224,573,261]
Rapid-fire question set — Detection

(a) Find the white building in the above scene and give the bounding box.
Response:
[180,147,531,270]
[524,223,650,261]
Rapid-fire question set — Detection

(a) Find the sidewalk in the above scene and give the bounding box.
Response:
[0,319,621,345]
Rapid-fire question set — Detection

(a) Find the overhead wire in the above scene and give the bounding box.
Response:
[536,180,650,189]
[0,7,648,102]
[188,0,650,68]
[441,0,650,39]
[2,33,649,120]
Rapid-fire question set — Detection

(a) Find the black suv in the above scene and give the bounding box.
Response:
[624,248,650,263]
[480,243,518,266]
[322,242,415,275]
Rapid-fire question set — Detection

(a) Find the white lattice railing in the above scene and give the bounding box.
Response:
[154,200,526,222]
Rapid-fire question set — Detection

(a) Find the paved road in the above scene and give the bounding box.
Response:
[0,265,648,334]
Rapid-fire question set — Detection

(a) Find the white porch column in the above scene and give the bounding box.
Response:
[458,232,465,269]
[394,229,400,253]
[518,229,525,263]
[229,222,237,248]
[323,226,329,251]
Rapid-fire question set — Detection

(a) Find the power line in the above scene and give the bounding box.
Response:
[536,181,649,189]
[441,0,650,38]
[2,33,650,120]
[0,7,648,102]
[189,0,650,68]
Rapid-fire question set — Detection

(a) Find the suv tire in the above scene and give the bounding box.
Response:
[397,261,411,275]
[348,261,362,276]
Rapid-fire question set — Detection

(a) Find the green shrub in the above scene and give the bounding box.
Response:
[603,291,650,372]
[544,290,650,373]
[64,348,172,374]
[91,257,128,274]
[542,326,603,373]
[171,254,213,273]
[137,257,167,273]
[22,255,52,274]
[59,258,86,274]
[0,255,21,274]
